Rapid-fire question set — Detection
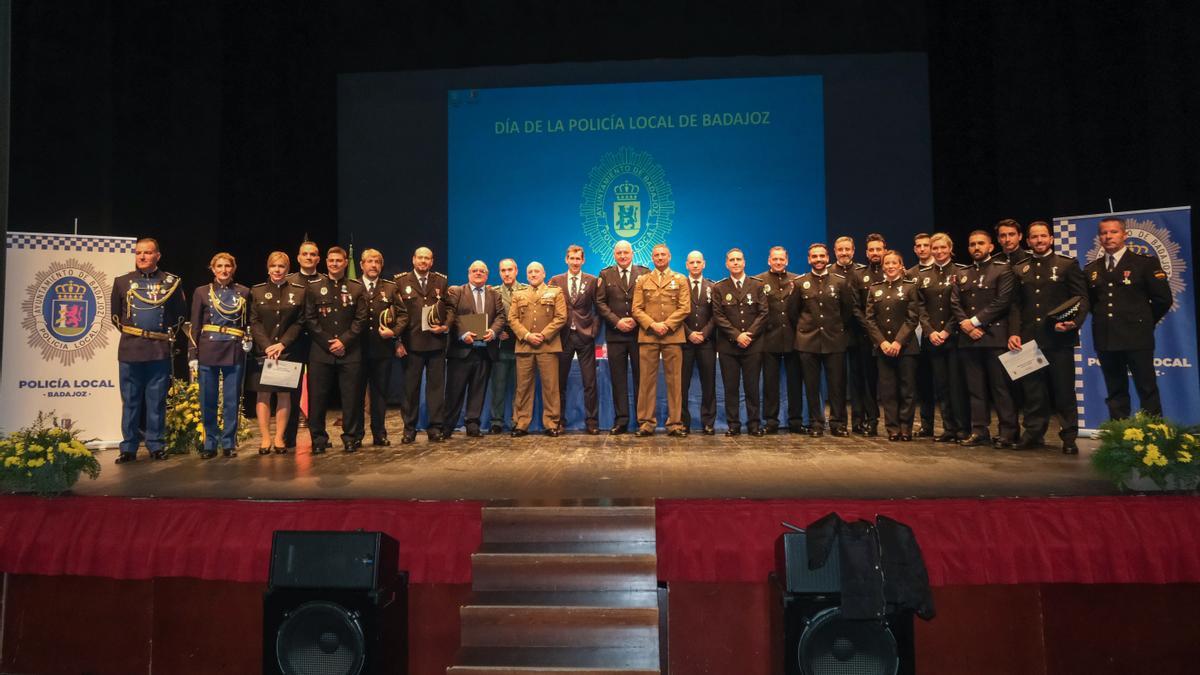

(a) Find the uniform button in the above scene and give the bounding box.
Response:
[1108,313,1113,317]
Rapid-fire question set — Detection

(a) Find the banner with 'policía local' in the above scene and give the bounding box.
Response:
[1,232,137,443]
[1053,206,1197,428]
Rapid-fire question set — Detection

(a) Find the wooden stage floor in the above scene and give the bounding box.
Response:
[77,409,1114,501]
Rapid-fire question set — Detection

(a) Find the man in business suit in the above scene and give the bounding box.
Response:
[951,230,1020,448]
[681,250,718,435]
[711,248,769,436]
[1084,216,1173,420]
[508,261,567,437]
[550,245,601,434]
[752,246,805,434]
[443,260,505,437]
[596,240,650,434]
[631,243,691,437]
[358,248,407,447]
[487,258,527,434]
[393,247,450,444]
[1009,221,1089,453]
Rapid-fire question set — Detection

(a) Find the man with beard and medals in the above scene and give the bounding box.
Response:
[1009,221,1089,454]
[951,230,1020,448]
[393,246,451,444]
[710,248,769,436]
[751,246,806,434]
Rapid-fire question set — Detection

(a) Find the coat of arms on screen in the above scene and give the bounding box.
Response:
[22,259,111,365]
[580,146,675,267]
[1084,218,1187,313]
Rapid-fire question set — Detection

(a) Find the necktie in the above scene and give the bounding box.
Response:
[1107,255,1115,272]
[621,269,629,288]
[419,276,427,294]
[571,276,578,299]
[735,279,742,291]
[366,281,374,296]
[474,286,484,314]
[693,280,700,301]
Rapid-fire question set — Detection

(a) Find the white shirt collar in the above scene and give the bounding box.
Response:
[1108,247,1128,266]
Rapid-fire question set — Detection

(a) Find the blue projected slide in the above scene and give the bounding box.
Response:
[447,76,825,276]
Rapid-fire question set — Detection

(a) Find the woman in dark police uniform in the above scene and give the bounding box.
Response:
[248,251,307,454]
[189,252,252,458]
[865,250,921,441]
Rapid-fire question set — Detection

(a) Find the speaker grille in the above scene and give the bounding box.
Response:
[797,607,898,675]
[275,601,367,675]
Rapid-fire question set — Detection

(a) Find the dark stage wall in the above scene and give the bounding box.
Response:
[6,1,1197,292]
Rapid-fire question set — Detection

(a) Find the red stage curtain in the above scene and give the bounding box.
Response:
[0,496,481,584]
[655,497,1200,585]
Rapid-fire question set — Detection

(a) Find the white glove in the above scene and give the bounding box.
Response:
[189,359,199,371]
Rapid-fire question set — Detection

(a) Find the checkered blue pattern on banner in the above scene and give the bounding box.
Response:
[5,232,136,253]
[1055,220,1087,418]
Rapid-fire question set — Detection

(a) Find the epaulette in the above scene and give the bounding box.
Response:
[869,280,886,286]
[1055,253,1077,261]
[831,273,847,280]
[600,265,617,273]
[253,282,267,288]
[954,262,971,268]
[990,259,1009,265]
[918,264,934,271]
[377,277,397,286]
[345,278,363,285]
[633,264,651,272]
[750,272,767,281]
[289,281,305,288]
[903,277,918,284]
[432,271,447,279]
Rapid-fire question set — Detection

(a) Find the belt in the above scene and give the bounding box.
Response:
[202,324,246,338]
[120,325,171,341]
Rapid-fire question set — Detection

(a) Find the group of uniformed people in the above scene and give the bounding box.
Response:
[110,216,1172,462]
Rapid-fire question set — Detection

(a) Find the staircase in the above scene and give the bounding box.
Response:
[448,505,664,674]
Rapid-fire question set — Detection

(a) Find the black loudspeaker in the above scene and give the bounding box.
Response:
[263,531,406,675]
[778,531,914,675]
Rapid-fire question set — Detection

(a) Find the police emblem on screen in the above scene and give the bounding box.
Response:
[580,146,675,267]
[21,259,111,365]
[1086,218,1187,313]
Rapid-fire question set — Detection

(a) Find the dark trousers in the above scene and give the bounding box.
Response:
[799,351,848,431]
[1098,348,1161,419]
[403,349,446,434]
[915,347,934,430]
[1021,345,1079,442]
[681,344,717,428]
[559,331,599,428]
[927,346,968,436]
[362,356,394,441]
[718,351,761,430]
[877,354,917,436]
[118,359,172,456]
[607,339,640,429]
[960,347,1018,441]
[762,351,804,430]
[445,348,493,432]
[849,343,879,426]
[488,354,516,428]
[307,357,363,447]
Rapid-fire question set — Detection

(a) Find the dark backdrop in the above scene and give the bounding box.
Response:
[6,0,1196,288]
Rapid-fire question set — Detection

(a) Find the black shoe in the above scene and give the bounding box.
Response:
[586,426,600,436]
[489,424,503,435]
[748,427,766,437]
[400,433,416,445]
[115,453,137,464]
[428,431,444,443]
[311,445,327,455]
[703,425,715,436]
[1014,438,1044,451]
[372,437,391,447]
[511,429,528,437]
[992,438,1015,450]
[635,428,654,437]
[274,446,288,454]
[1062,441,1079,455]
[544,428,561,437]
[831,428,850,438]
[853,423,867,436]
[864,424,879,437]
[764,426,780,436]
[808,429,824,437]
[222,448,237,458]
[342,443,357,453]
[258,446,272,455]
[668,428,688,438]
[888,433,901,442]
[933,432,958,443]
[199,450,217,460]
[917,427,935,438]
[466,428,483,438]
[724,427,741,437]
[899,434,913,442]
[150,450,168,460]
[959,434,990,447]
[609,425,627,435]
[788,424,806,434]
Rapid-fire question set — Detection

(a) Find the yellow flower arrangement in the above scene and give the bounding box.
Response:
[1094,412,1200,491]
[1,411,100,496]
[164,377,254,454]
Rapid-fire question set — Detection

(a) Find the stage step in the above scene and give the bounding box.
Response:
[481,506,656,544]
[449,506,662,674]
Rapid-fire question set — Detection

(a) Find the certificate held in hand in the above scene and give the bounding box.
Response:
[998,340,1049,381]
[259,359,303,389]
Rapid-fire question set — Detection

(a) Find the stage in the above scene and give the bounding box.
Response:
[71,409,1114,501]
